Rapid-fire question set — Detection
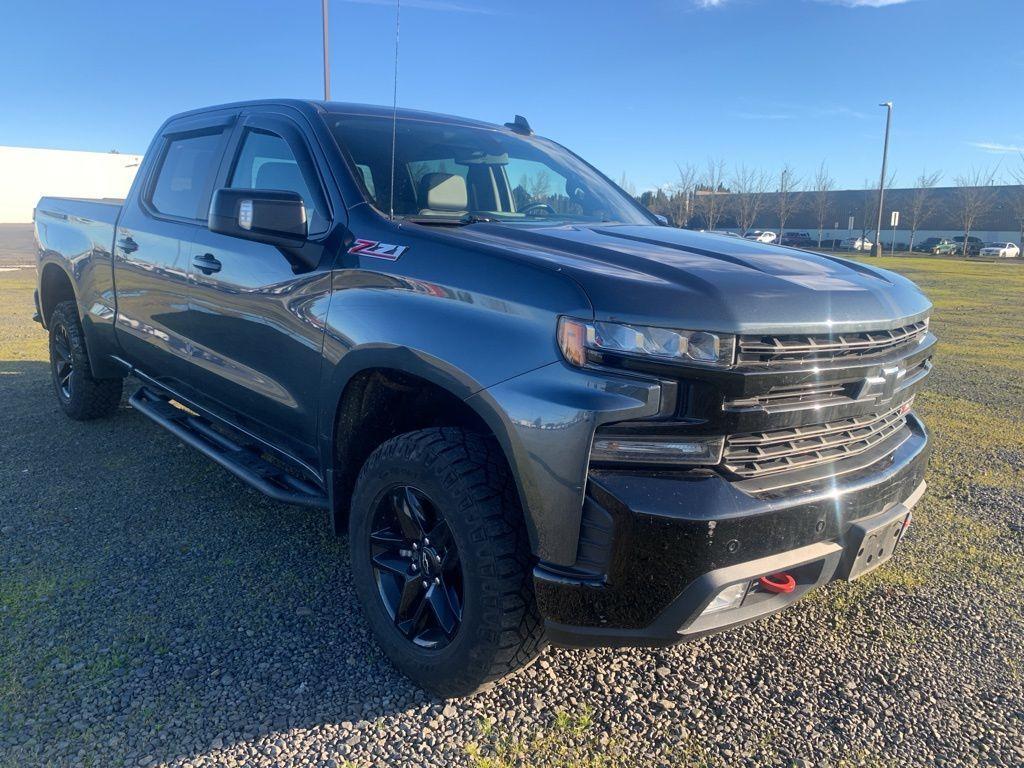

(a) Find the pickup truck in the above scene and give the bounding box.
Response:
[33,99,935,698]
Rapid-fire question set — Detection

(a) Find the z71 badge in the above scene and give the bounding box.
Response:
[348,239,408,261]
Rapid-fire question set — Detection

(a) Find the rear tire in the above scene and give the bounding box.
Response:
[349,427,547,698]
[48,301,123,420]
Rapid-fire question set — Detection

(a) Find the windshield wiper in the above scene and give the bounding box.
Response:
[402,213,497,226]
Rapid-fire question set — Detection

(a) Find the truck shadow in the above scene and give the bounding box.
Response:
[0,361,452,765]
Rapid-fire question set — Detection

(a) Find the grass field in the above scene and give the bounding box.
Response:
[1,256,1023,767]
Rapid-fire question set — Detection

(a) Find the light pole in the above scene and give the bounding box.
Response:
[872,101,893,257]
[322,0,331,100]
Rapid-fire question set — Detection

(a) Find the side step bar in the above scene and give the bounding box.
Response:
[129,387,329,509]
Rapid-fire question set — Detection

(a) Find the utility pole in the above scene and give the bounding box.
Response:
[872,101,893,257]
[322,0,331,100]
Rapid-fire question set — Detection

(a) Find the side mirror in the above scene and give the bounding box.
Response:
[653,213,674,226]
[208,188,323,271]
[209,188,308,246]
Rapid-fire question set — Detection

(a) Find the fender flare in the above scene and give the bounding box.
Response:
[316,344,536,535]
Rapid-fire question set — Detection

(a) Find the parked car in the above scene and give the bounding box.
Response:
[840,236,873,251]
[914,237,950,253]
[744,230,776,243]
[33,99,935,698]
[979,242,1020,258]
[931,240,960,255]
[953,236,985,256]
[779,232,813,247]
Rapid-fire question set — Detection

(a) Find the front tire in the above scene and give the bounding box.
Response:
[48,300,123,420]
[349,428,547,697]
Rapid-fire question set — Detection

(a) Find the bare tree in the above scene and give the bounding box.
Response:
[857,177,874,243]
[670,163,698,227]
[905,170,942,252]
[776,165,803,243]
[694,158,728,231]
[811,162,834,247]
[729,165,768,237]
[617,172,637,198]
[859,171,895,245]
[953,168,998,256]
[1008,155,1024,250]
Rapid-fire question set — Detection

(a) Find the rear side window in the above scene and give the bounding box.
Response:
[150,132,223,220]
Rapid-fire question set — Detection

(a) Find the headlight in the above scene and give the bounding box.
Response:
[558,317,735,368]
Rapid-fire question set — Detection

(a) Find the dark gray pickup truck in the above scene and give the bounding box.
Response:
[33,99,934,697]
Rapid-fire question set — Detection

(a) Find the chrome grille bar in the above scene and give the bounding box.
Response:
[737,320,928,364]
[722,403,910,478]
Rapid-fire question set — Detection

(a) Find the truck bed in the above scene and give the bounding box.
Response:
[34,196,124,373]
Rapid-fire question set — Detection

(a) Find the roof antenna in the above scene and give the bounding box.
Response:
[505,115,533,135]
[388,0,401,221]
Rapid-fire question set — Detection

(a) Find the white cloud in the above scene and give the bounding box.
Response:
[343,0,499,14]
[969,141,1024,154]
[693,0,727,7]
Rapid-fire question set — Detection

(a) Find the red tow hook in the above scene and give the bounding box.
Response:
[758,572,797,594]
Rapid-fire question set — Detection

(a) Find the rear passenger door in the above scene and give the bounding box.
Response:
[114,112,234,391]
[184,110,340,467]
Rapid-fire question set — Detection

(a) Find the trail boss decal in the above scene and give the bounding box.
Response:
[348,239,408,261]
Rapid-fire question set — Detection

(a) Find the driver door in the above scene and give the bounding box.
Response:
[184,110,340,467]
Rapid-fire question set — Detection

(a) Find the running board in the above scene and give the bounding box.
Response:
[129,387,329,509]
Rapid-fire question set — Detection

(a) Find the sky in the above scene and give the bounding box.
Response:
[1,0,1021,193]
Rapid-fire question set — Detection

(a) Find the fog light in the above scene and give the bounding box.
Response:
[700,582,749,615]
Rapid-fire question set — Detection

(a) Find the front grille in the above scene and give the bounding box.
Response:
[737,320,928,364]
[725,381,855,412]
[722,403,909,478]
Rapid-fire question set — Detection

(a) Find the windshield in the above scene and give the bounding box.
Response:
[327,113,652,225]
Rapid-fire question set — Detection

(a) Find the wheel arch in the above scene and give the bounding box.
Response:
[38,262,78,328]
[321,348,531,542]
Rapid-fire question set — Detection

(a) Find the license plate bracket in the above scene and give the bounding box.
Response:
[838,505,912,581]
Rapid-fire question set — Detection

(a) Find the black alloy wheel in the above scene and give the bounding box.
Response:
[369,485,464,649]
[51,322,75,401]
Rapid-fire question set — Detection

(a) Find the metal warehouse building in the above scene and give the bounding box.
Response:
[0,146,142,223]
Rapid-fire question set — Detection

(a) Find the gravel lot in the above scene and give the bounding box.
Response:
[1,249,1023,767]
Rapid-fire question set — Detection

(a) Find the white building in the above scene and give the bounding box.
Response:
[0,145,143,223]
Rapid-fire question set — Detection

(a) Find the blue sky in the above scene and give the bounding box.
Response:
[1,0,1021,191]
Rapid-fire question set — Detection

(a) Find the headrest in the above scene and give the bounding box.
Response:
[419,173,467,212]
[255,161,304,195]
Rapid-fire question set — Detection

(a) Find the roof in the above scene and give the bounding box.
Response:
[167,98,507,132]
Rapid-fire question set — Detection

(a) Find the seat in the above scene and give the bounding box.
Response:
[418,172,468,217]
[255,161,306,194]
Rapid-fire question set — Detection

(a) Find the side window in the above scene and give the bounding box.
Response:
[229,130,327,234]
[150,131,224,220]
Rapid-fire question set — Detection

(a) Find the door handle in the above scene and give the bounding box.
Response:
[192,252,222,275]
[117,236,138,255]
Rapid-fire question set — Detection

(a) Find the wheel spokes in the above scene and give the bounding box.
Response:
[370,483,464,650]
[53,333,71,363]
[397,585,430,639]
[372,551,411,578]
[370,527,406,551]
[392,487,427,541]
[394,574,426,625]
[425,582,459,638]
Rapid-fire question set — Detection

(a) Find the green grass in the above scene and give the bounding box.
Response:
[1,256,1023,766]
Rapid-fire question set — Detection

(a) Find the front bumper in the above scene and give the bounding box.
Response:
[535,413,930,647]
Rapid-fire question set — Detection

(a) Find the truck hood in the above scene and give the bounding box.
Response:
[456,223,932,334]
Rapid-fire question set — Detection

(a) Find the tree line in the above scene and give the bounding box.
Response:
[628,157,1024,255]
